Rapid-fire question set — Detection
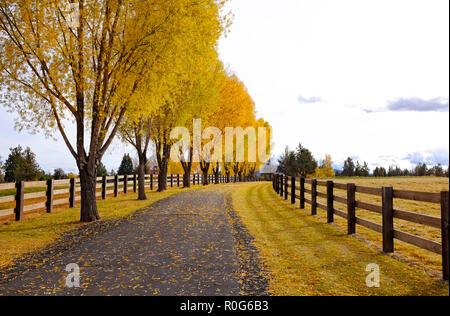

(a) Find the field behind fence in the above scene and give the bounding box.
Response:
[0,174,250,222]
[272,174,450,281]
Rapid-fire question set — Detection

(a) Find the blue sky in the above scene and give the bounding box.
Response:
[1,0,449,173]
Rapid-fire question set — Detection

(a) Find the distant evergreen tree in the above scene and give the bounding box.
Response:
[3,146,43,182]
[413,163,427,177]
[97,162,108,177]
[429,164,445,177]
[342,157,355,177]
[294,143,317,177]
[360,162,370,177]
[118,154,134,175]
[276,143,317,177]
[373,167,387,177]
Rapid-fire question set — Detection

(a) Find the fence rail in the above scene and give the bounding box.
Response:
[272,173,450,281]
[0,174,252,221]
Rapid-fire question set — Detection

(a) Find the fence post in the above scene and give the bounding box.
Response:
[327,181,334,223]
[347,183,356,235]
[300,177,305,209]
[102,176,107,200]
[171,174,174,188]
[284,176,289,200]
[441,191,449,281]
[280,175,284,197]
[274,174,278,193]
[15,181,24,221]
[114,175,119,197]
[124,175,128,194]
[46,179,54,214]
[177,174,180,187]
[69,178,76,208]
[291,177,296,204]
[275,174,278,192]
[311,179,317,216]
[133,174,137,193]
[382,187,394,253]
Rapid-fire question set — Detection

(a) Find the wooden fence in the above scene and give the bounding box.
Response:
[272,174,449,281]
[0,173,250,222]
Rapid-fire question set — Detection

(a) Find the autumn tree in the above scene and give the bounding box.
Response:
[0,1,204,221]
[315,155,335,178]
[206,74,258,182]
[122,1,228,194]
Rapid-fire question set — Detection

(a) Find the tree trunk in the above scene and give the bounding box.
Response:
[137,154,147,200]
[155,140,171,192]
[79,167,100,222]
[213,163,220,184]
[182,163,192,188]
[181,148,193,188]
[201,162,210,186]
[158,162,168,192]
[202,170,209,185]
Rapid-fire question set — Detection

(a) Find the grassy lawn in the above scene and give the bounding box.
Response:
[227,182,449,296]
[314,177,448,272]
[0,187,197,268]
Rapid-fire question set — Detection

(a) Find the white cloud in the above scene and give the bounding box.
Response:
[298,95,322,104]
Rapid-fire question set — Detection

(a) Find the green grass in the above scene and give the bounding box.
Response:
[0,186,71,197]
[313,177,448,272]
[225,182,449,296]
[0,187,198,267]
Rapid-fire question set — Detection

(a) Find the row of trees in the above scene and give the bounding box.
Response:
[276,148,449,179]
[0,1,272,222]
[338,157,371,177]
[372,163,449,178]
[0,145,80,182]
[337,157,449,178]
[0,148,156,183]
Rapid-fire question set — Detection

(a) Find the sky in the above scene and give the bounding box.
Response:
[1,0,449,173]
[218,0,449,170]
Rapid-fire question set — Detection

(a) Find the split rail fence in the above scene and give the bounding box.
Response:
[0,174,250,222]
[272,174,449,281]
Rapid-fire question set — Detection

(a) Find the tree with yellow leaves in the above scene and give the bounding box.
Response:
[315,155,336,178]
[119,0,227,197]
[0,0,195,221]
[121,1,228,193]
[207,74,257,182]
